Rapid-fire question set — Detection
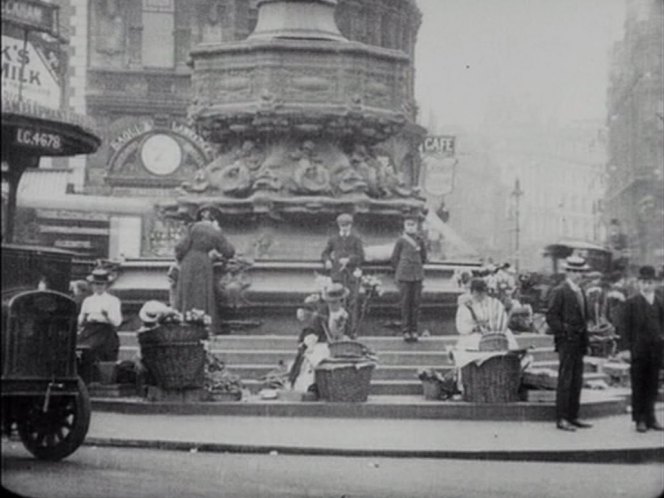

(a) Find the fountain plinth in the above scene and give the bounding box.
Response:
[135,0,475,336]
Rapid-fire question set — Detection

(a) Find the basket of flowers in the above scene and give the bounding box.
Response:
[137,302,211,390]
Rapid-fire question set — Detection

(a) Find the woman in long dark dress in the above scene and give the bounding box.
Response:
[174,207,235,334]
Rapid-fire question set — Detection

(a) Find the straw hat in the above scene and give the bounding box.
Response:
[322,283,349,302]
[138,300,171,325]
[86,268,111,284]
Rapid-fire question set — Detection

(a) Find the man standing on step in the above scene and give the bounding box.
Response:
[322,213,364,336]
[546,256,593,432]
[391,213,427,343]
[623,265,664,433]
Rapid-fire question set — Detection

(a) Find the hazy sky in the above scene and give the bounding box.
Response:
[414,0,626,131]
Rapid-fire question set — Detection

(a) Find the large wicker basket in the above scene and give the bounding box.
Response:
[315,358,375,402]
[461,353,522,403]
[140,341,206,389]
[138,323,208,390]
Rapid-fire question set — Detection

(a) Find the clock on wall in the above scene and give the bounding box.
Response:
[140,133,183,176]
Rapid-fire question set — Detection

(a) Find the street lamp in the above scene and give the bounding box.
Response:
[510,178,524,272]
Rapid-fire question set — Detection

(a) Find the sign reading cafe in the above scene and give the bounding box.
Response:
[419,135,458,197]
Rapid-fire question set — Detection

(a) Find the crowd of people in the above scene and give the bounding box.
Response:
[70,208,663,433]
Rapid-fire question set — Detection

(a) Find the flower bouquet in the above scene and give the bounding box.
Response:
[204,353,243,401]
[418,368,459,400]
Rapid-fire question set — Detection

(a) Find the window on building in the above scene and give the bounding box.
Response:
[142,0,175,68]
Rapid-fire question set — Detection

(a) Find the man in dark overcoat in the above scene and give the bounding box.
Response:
[321,213,364,335]
[546,256,593,431]
[321,213,364,284]
[623,265,664,432]
[391,213,427,342]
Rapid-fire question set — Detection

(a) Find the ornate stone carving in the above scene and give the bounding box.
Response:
[291,141,331,195]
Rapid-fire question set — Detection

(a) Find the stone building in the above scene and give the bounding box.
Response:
[15,0,424,261]
[605,0,664,268]
[482,118,607,272]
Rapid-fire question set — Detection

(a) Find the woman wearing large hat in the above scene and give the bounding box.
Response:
[287,283,352,393]
[173,203,235,334]
[77,268,122,364]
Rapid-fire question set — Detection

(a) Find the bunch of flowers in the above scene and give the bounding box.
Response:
[158,308,212,327]
[204,352,243,394]
[417,368,459,400]
[353,270,384,336]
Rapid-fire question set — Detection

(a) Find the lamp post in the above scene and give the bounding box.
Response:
[511,178,524,272]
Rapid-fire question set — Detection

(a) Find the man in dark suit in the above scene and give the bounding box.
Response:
[546,256,593,431]
[391,213,427,342]
[321,213,364,285]
[321,213,364,336]
[623,265,664,432]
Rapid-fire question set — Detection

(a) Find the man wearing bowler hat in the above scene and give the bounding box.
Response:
[77,268,122,364]
[623,265,664,432]
[546,255,594,431]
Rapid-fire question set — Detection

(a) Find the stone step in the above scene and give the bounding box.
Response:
[118,344,558,367]
[535,360,599,374]
[242,379,424,396]
[91,390,628,420]
[118,332,555,351]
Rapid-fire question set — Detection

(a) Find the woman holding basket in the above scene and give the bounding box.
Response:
[454,278,519,351]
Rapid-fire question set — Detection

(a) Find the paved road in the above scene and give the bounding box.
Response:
[2,443,663,498]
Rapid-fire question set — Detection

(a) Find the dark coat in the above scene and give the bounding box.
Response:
[391,233,427,282]
[623,293,664,357]
[321,233,364,282]
[545,281,589,352]
[174,221,235,333]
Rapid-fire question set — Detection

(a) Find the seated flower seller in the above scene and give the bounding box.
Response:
[288,283,351,393]
[77,269,122,364]
[454,277,518,351]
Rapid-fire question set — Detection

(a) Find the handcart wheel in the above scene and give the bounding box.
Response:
[17,378,91,461]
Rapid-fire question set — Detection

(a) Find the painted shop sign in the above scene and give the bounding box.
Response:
[420,135,456,157]
[107,119,215,186]
[1,0,60,37]
[420,135,457,197]
[1,33,61,109]
[14,126,62,152]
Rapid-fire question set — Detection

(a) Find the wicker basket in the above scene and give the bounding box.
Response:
[461,353,522,403]
[139,340,206,390]
[422,379,442,400]
[329,341,365,358]
[315,359,375,402]
[478,333,509,352]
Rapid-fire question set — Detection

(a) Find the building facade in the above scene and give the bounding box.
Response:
[13,0,424,262]
[605,0,664,269]
[484,120,607,272]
